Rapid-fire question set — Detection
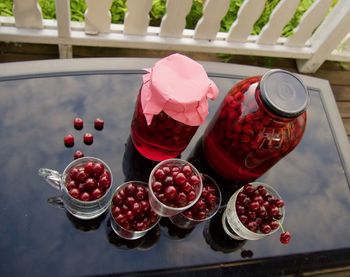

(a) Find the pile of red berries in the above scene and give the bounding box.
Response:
[235,183,291,244]
[66,160,111,201]
[111,182,159,231]
[63,117,105,159]
[150,162,201,208]
[182,174,220,220]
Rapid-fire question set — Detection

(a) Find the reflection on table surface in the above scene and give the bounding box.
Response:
[0,73,349,276]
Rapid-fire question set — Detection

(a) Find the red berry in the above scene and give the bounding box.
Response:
[187,190,196,202]
[270,220,279,230]
[64,134,74,148]
[260,223,272,234]
[94,118,104,131]
[93,162,104,177]
[176,192,187,205]
[152,181,162,193]
[243,184,255,194]
[69,188,80,199]
[189,175,200,186]
[249,201,260,211]
[275,199,285,208]
[92,188,103,199]
[280,231,291,244]
[154,169,166,181]
[84,162,94,176]
[84,178,96,191]
[98,175,111,190]
[126,183,137,195]
[136,187,146,200]
[76,171,87,182]
[80,192,91,201]
[74,150,84,160]
[182,182,192,193]
[174,172,187,186]
[66,180,76,191]
[164,185,177,200]
[83,133,94,145]
[182,165,192,176]
[74,117,84,130]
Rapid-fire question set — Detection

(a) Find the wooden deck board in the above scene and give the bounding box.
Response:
[0,42,349,141]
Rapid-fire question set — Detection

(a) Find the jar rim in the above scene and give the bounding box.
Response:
[259,69,309,118]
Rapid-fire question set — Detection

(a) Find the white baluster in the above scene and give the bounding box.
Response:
[85,0,113,35]
[228,0,267,42]
[297,0,350,73]
[13,0,43,28]
[55,0,72,58]
[194,0,231,40]
[160,0,192,37]
[124,0,153,35]
[285,0,333,47]
[257,0,299,45]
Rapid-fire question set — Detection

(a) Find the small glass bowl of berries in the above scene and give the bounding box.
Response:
[110,181,160,240]
[222,182,291,244]
[169,174,221,229]
[148,159,203,217]
[39,157,113,220]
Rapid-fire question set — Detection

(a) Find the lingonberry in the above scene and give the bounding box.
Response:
[74,150,84,160]
[94,118,104,131]
[73,117,83,130]
[83,133,94,145]
[280,231,291,244]
[69,188,80,199]
[92,188,103,200]
[64,134,74,148]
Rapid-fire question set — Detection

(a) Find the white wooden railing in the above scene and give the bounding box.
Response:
[1,0,350,73]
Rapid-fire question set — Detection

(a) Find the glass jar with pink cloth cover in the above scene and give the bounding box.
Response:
[130,53,219,161]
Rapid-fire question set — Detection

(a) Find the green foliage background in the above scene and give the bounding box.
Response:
[0,0,338,37]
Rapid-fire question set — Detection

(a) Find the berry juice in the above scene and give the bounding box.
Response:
[131,93,198,161]
[203,71,308,182]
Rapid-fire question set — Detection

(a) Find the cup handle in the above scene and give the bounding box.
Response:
[38,168,62,190]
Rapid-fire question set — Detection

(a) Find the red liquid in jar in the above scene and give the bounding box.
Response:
[131,93,198,161]
[203,76,307,181]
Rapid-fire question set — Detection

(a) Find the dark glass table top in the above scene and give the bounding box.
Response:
[0,60,350,276]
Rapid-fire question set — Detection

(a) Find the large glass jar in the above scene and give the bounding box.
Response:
[203,69,309,182]
[131,53,218,161]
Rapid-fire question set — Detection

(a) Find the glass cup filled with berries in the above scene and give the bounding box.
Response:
[148,159,203,217]
[169,174,221,229]
[222,182,291,244]
[38,157,113,220]
[109,181,160,240]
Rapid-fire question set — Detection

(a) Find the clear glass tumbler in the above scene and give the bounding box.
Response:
[38,157,113,220]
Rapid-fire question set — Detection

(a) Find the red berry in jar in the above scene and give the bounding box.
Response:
[66,160,112,201]
[110,182,160,232]
[83,133,94,145]
[73,117,84,130]
[94,118,104,131]
[64,134,74,148]
[203,70,309,182]
[150,160,202,209]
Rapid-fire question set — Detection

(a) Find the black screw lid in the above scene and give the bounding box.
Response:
[259,69,309,118]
